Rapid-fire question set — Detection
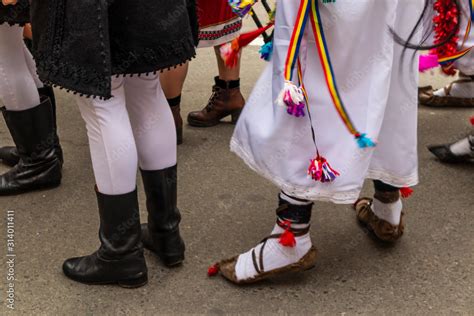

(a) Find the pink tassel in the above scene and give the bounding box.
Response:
[419,54,440,72]
[276,81,306,117]
[308,154,340,183]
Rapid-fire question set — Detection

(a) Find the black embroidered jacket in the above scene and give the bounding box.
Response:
[31,0,197,99]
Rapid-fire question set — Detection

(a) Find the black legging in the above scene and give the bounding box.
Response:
[373,180,399,192]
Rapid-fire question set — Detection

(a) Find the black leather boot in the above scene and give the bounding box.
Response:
[0,97,62,195]
[0,86,63,167]
[0,146,19,167]
[140,165,185,267]
[63,188,148,288]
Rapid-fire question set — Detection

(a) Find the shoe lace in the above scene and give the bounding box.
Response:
[205,87,222,112]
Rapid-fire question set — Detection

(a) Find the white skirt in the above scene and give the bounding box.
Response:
[231,0,423,204]
[455,0,474,74]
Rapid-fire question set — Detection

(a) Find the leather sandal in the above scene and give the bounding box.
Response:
[428,136,474,163]
[211,225,317,285]
[419,79,474,108]
[354,198,405,243]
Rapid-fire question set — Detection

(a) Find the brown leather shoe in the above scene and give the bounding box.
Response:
[187,77,245,127]
[354,195,405,243]
[170,105,183,145]
[419,78,474,108]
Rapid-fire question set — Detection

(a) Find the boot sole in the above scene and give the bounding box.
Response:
[0,180,61,196]
[0,158,19,168]
[187,109,242,128]
[161,254,185,267]
[63,273,148,289]
[144,245,185,268]
[187,117,222,128]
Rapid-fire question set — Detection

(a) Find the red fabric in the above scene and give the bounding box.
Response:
[197,0,238,29]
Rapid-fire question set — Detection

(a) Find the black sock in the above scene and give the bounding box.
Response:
[215,77,240,89]
[227,78,240,89]
[167,95,181,108]
[373,180,399,193]
[277,193,312,224]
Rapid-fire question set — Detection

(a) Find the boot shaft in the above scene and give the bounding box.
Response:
[140,165,181,234]
[1,97,56,159]
[95,188,142,259]
[211,77,245,112]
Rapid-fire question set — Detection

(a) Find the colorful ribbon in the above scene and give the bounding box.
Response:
[228,0,256,17]
[471,0,473,22]
[279,0,375,148]
[283,0,311,81]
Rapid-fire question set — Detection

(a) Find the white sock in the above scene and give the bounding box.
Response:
[372,198,403,226]
[434,80,474,98]
[450,136,474,156]
[234,224,312,281]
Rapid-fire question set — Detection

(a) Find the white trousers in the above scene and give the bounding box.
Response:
[76,75,177,195]
[0,24,42,111]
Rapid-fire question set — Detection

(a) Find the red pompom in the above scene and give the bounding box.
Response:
[400,187,414,199]
[470,116,474,126]
[279,230,296,247]
[278,221,296,247]
[207,264,219,277]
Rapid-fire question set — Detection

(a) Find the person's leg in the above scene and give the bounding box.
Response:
[76,77,139,195]
[0,36,63,167]
[215,45,241,81]
[215,191,317,284]
[62,77,147,288]
[354,181,404,243]
[159,62,189,144]
[0,24,62,195]
[124,75,184,267]
[0,25,40,110]
[187,46,245,127]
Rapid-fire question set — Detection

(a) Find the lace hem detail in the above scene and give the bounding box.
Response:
[230,138,418,204]
[230,138,361,204]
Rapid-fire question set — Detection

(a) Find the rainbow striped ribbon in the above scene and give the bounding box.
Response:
[280,0,374,148]
[439,46,472,65]
[471,0,473,22]
[283,0,311,81]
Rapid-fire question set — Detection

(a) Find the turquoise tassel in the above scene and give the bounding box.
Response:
[356,134,376,148]
[259,41,274,61]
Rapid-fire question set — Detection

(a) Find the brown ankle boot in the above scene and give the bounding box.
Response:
[187,77,245,127]
[167,96,183,145]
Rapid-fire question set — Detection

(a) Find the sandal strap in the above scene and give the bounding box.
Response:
[354,197,373,210]
[251,226,310,276]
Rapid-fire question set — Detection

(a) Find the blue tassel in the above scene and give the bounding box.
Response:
[259,41,274,61]
[356,133,376,148]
